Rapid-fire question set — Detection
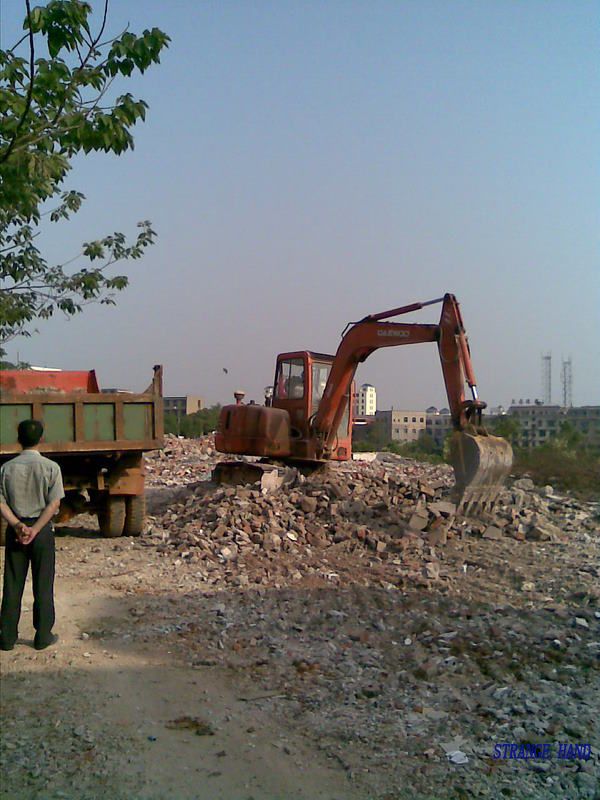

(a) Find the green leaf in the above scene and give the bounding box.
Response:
[28,6,44,32]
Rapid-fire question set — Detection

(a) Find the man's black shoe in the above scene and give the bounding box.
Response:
[0,640,15,651]
[34,634,58,651]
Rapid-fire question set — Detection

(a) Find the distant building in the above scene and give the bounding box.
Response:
[567,406,600,449]
[509,403,600,449]
[164,395,205,417]
[508,403,563,448]
[425,408,453,447]
[360,399,600,450]
[375,409,426,442]
[355,384,377,417]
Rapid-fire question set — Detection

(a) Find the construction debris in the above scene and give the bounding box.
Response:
[143,435,598,594]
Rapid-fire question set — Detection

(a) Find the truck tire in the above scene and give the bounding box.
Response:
[124,494,146,537]
[0,516,6,547]
[98,496,126,538]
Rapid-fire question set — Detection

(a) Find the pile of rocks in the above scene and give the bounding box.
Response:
[145,433,219,486]
[144,454,456,569]
[141,438,599,591]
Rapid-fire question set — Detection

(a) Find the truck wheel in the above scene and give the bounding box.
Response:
[0,516,6,547]
[124,495,146,537]
[98,496,126,538]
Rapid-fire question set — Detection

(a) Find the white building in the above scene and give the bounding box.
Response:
[356,383,377,416]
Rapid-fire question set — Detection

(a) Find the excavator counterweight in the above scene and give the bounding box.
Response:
[215,294,513,514]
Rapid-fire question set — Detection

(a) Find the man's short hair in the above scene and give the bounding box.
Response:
[17,419,44,448]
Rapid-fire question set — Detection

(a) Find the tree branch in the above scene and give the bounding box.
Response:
[49,0,110,129]
[0,0,35,165]
[7,30,31,53]
[97,23,130,50]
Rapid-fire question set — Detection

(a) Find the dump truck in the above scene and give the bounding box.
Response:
[215,294,513,513]
[0,365,163,542]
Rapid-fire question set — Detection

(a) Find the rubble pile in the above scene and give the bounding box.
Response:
[147,459,453,560]
[142,437,599,592]
[136,438,600,798]
[145,433,219,486]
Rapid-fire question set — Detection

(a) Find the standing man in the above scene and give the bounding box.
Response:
[0,419,64,651]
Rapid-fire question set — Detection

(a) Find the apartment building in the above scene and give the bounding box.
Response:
[508,403,561,448]
[375,409,426,442]
[567,406,600,449]
[355,383,377,417]
[164,395,205,417]
[509,403,600,449]
[425,407,453,447]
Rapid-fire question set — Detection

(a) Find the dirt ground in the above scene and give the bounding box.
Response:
[0,527,364,800]
[1,459,599,800]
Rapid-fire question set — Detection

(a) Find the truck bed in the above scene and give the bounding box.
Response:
[0,366,163,457]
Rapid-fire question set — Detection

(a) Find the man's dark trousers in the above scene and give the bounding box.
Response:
[0,520,55,648]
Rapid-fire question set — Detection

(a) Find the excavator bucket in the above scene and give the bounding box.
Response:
[449,430,513,515]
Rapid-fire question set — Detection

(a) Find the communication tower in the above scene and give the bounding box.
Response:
[541,353,552,405]
[561,357,573,408]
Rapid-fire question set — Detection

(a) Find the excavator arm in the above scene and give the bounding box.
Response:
[311,293,512,511]
[313,294,479,454]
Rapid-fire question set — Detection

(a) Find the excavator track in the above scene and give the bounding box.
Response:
[212,460,279,487]
[212,459,322,490]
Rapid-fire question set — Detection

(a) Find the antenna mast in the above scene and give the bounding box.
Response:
[541,353,552,404]
[561,357,572,408]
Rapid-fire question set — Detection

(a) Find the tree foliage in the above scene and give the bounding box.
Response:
[164,406,222,438]
[0,1,169,352]
[552,420,583,450]
[491,414,521,445]
[0,358,31,370]
[352,422,446,463]
[352,419,389,452]
[513,442,599,500]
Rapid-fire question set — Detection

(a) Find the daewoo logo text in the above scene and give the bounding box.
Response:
[377,329,410,338]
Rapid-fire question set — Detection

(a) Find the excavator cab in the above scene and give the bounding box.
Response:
[215,351,353,463]
[272,352,353,461]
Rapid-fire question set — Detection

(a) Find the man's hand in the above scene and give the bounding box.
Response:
[16,523,35,545]
[19,530,37,545]
[23,499,60,545]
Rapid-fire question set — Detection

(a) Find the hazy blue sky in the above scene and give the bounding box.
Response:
[2,0,599,409]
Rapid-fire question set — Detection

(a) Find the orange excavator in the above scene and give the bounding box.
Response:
[215,293,513,513]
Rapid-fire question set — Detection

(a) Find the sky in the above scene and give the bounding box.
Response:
[2,0,599,409]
